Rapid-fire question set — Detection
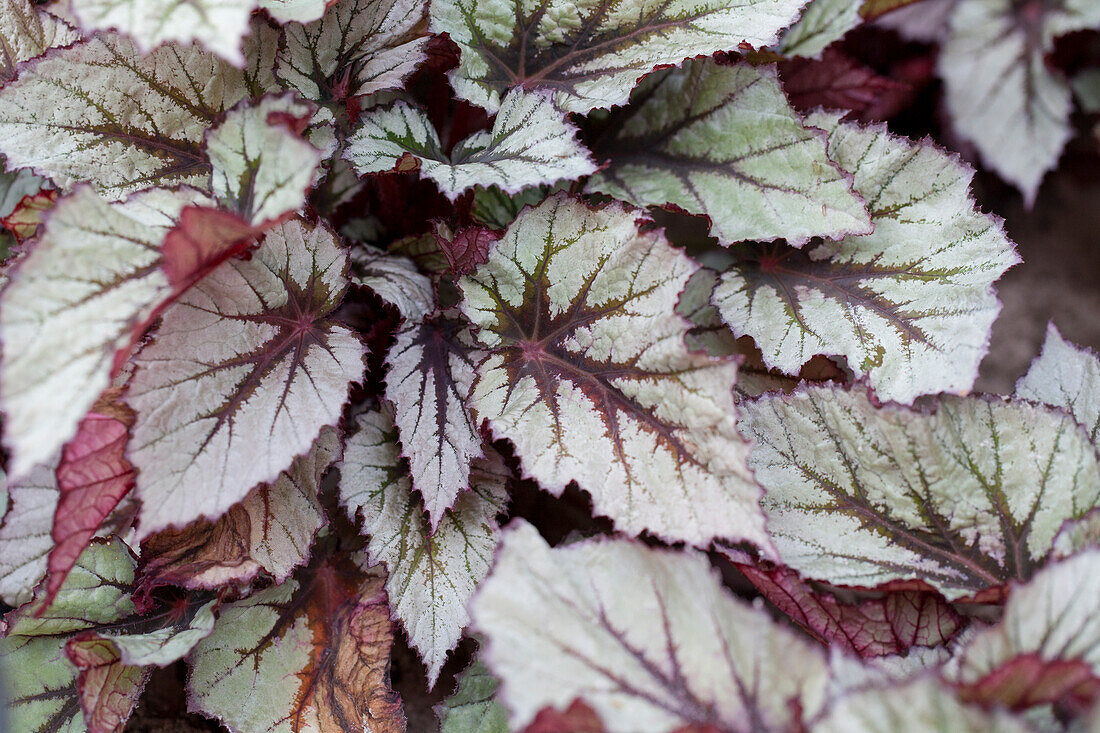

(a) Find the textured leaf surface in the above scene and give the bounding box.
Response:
[436,660,507,733]
[139,428,338,591]
[0,635,83,732]
[0,0,77,81]
[206,95,322,226]
[459,194,768,549]
[258,0,326,22]
[127,219,363,539]
[0,459,57,606]
[64,637,148,733]
[939,0,1100,204]
[384,312,485,525]
[741,385,1100,600]
[587,60,871,246]
[1016,324,1100,444]
[471,522,829,732]
[276,0,429,103]
[351,246,435,319]
[0,186,206,477]
[431,0,809,113]
[188,566,405,733]
[346,91,595,201]
[0,35,262,197]
[341,407,507,686]
[70,0,256,65]
[714,112,1018,404]
[951,549,1100,711]
[779,0,862,58]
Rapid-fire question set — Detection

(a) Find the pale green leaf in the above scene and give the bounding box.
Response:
[0,636,83,733]
[435,659,507,733]
[714,112,1019,404]
[459,194,769,549]
[258,0,326,22]
[102,600,218,667]
[431,0,810,113]
[587,60,871,246]
[1016,324,1100,444]
[779,0,863,57]
[346,90,596,201]
[741,385,1100,600]
[470,522,829,732]
[0,166,42,218]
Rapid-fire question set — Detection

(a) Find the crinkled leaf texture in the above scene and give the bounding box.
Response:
[0,33,272,198]
[206,94,323,226]
[459,194,769,550]
[1016,324,1100,444]
[127,218,364,539]
[471,522,829,732]
[714,112,1018,404]
[346,90,596,201]
[430,0,809,113]
[587,60,871,247]
[0,0,77,80]
[351,246,435,319]
[188,565,405,733]
[740,385,1100,601]
[779,0,863,58]
[341,406,508,687]
[939,0,1100,205]
[0,186,208,478]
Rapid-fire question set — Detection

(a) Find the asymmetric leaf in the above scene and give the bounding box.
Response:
[188,565,405,732]
[779,0,862,57]
[587,60,871,246]
[0,34,265,198]
[713,112,1018,404]
[740,386,1100,600]
[435,659,507,733]
[470,522,830,732]
[127,219,364,539]
[65,637,149,732]
[341,407,508,685]
[206,95,323,225]
[459,194,768,549]
[351,246,435,319]
[0,0,77,81]
[346,91,596,201]
[0,458,57,606]
[939,0,1100,205]
[384,313,485,525]
[276,0,429,103]
[431,0,808,113]
[1016,324,1100,443]
[0,186,208,477]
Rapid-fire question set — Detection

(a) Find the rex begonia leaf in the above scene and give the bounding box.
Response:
[814,677,1032,733]
[740,385,1100,601]
[0,34,271,198]
[205,95,323,226]
[351,246,435,319]
[63,637,149,733]
[1016,324,1100,444]
[949,549,1100,712]
[939,0,1100,205]
[276,0,429,104]
[126,219,364,540]
[0,186,213,477]
[470,521,829,732]
[713,111,1019,404]
[0,458,58,606]
[0,168,43,218]
[0,0,77,82]
[345,90,596,202]
[779,0,862,58]
[430,0,808,114]
[138,428,338,592]
[586,59,871,247]
[459,194,769,549]
[0,635,85,732]
[258,0,326,22]
[340,406,508,687]
[187,563,405,732]
[69,0,257,66]
[470,186,554,230]
[384,312,485,526]
[435,659,507,733]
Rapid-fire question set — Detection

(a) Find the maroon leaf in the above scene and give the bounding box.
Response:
[433,225,498,276]
[524,699,605,733]
[0,188,58,241]
[159,206,265,293]
[780,48,909,121]
[957,654,1100,714]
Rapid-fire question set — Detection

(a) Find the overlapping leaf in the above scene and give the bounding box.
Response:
[346,90,596,201]
[713,112,1018,404]
[0,186,209,477]
[139,428,338,592]
[779,0,863,58]
[939,0,1100,205]
[471,522,830,732]
[587,60,870,246]
[431,0,809,113]
[127,219,364,539]
[1016,324,1100,444]
[206,94,323,226]
[741,385,1100,600]
[0,458,57,605]
[276,0,429,104]
[459,194,769,548]
[351,246,435,319]
[258,0,327,22]
[0,34,270,198]
[435,659,507,733]
[188,563,405,732]
[0,0,77,82]
[341,406,508,686]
